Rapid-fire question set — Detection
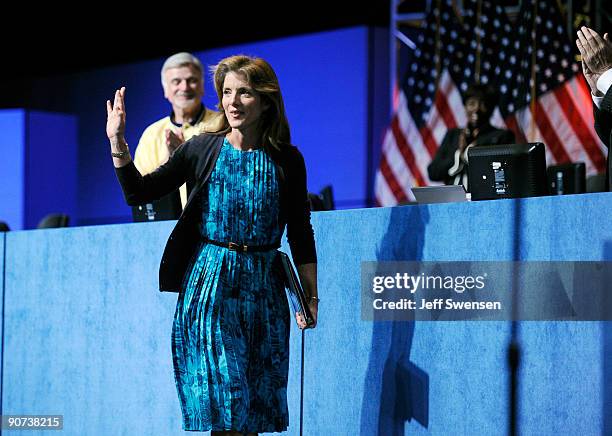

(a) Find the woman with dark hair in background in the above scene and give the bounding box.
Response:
[427,83,515,190]
[106,54,318,436]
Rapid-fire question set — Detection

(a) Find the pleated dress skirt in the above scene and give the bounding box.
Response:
[171,139,290,433]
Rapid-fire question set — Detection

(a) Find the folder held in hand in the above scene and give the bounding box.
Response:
[278,251,315,328]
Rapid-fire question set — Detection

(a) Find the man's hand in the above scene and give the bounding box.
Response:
[165,129,185,154]
[581,60,601,95]
[576,27,612,95]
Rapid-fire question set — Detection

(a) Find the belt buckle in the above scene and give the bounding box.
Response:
[228,242,246,252]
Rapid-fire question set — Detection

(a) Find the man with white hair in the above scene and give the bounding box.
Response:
[133,52,216,207]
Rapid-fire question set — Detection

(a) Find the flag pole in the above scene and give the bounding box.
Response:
[529,0,538,141]
[434,0,442,87]
[475,0,483,84]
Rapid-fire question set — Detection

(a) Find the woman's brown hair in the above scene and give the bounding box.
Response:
[203,55,291,151]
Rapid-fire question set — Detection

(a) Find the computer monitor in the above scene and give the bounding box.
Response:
[547,162,586,195]
[467,142,547,201]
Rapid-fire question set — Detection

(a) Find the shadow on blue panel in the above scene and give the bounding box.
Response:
[360,205,430,435]
[603,241,612,436]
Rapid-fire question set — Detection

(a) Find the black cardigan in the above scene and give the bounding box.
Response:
[115,134,317,292]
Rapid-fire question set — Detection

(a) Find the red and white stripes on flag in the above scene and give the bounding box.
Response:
[374,70,607,206]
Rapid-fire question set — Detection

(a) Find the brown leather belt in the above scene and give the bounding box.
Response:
[203,238,280,253]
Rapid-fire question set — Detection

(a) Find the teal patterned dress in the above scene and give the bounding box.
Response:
[172,138,290,433]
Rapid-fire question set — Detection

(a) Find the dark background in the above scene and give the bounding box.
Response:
[0,4,390,80]
[0,3,389,108]
[0,0,609,108]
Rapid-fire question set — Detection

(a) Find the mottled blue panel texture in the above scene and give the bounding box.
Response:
[0,233,4,389]
[2,193,611,435]
[304,194,610,436]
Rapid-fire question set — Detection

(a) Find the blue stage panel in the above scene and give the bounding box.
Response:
[0,110,25,230]
[1,193,610,435]
[0,233,4,403]
[303,194,610,435]
[2,222,303,435]
[25,111,77,230]
[0,110,77,231]
[2,223,188,435]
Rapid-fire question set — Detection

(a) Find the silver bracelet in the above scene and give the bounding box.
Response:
[111,143,130,158]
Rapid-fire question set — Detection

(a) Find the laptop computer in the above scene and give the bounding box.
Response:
[410,185,468,204]
[131,190,182,222]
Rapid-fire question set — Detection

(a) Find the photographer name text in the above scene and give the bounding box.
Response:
[372,298,502,311]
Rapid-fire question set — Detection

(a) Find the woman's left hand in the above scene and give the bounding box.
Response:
[296,263,318,330]
[296,300,318,330]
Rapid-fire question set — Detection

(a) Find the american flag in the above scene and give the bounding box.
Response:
[375,0,607,206]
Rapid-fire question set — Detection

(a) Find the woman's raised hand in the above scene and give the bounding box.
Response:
[106,87,127,145]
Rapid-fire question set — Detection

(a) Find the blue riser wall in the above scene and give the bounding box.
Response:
[1,194,611,435]
[25,26,388,226]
